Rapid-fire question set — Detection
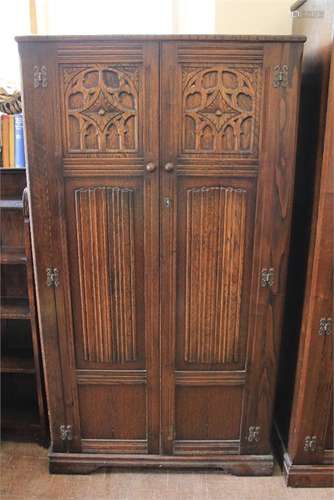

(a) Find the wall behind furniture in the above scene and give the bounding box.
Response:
[2,0,293,90]
[215,0,293,35]
[33,0,293,35]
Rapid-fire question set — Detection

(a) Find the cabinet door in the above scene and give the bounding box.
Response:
[160,41,303,456]
[20,40,160,454]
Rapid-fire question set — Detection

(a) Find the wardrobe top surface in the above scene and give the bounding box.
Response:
[16,34,306,43]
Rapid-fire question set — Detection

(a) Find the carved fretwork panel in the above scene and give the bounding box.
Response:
[182,65,261,156]
[184,186,247,364]
[62,65,139,153]
[75,186,137,363]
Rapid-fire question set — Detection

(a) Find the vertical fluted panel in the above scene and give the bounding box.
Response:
[75,186,136,364]
[184,186,247,364]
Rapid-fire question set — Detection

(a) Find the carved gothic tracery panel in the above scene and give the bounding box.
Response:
[63,65,139,153]
[182,65,260,155]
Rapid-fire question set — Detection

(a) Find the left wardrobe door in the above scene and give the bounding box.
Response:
[19,40,160,456]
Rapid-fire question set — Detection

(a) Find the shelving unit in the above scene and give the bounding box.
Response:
[1,167,48,443]
[0,248,27,265]
[0,298,31,319]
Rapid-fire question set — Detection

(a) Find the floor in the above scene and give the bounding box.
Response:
[1,442,333,500]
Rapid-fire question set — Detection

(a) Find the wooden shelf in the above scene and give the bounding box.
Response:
[1,168,48,444]
[1,407,40,436]
[0,167,26,173]
[0,298,31,320]
[0,199,23,210]
[1,353,35,374]
[0,247,26,265]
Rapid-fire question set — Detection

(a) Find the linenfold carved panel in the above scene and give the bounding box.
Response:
[182,65,260,155]
[184,186,247,364]
[75,186,137,363]
[63,65,139,153]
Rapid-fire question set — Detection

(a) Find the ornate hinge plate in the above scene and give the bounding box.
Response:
[304,435,318,452]
[60,424,73,441]
[33,65,48,88]
[273,65,289,88]
[46,267,60,287]
[246,425,261,442]
[261,268,274,288]
[319,317,332,336]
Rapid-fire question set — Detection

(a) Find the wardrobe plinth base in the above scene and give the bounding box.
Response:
[49,451,274,476]
[282,453,334,488]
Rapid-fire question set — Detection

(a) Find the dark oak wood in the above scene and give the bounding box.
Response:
[16,35,306,42]
[274,1,334,488]
[48,451,274,475]
[0,170,48,443]
[17,35,303,474]
[285,48,333,486]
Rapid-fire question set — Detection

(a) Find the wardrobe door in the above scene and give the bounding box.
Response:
[160,41,303,456]
[20,40,160,455]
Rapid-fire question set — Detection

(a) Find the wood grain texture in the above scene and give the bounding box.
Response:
[275,5,334,464]
[18,42,82,452]
[184,186,247,364]
[75,186,136,364]
[287,43,334,465]
[76,369,146,385]
[240,42,303,455]
[16,34,306,42]
[49,450,274,475]
[274,5,334,487]
[175,370,246,386]
[175,386,243,440]
[78,384,146,440]
[81,439,147,454]
[274,422,334,487]
[173,440,240,455]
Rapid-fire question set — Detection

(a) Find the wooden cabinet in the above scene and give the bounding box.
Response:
[275,47,333,487]
[274,1,334,487]
[0,168,47,442]
[17,35,304,474]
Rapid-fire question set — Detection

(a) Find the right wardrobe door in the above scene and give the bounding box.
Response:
[160,41,303,457]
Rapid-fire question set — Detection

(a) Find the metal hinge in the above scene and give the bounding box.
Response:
[304,435,318,452]
[261,268,274,288]
[273,65,289,88]
[33,65,48,88]
[60,424,73,441]
[46,267,60,287]
[319,317,332,336]
[163,197,172,209]
[246,425,261,443]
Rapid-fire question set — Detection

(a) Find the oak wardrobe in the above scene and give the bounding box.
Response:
[274,0,334,487]
[17,35,304,474]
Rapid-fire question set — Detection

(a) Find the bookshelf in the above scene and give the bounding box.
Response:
[0,167,48,442]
